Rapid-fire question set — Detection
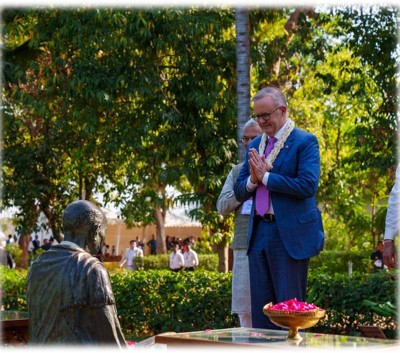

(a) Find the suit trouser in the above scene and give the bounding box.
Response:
[248,217,309,329]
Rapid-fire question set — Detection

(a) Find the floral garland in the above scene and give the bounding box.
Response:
[258,118,295,171]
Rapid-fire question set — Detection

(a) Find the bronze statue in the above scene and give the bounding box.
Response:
[27,200,126,347]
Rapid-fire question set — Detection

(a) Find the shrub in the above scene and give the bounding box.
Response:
[104,254,219,272]
[135,254,218,271]
[309,250,372,274]
[5,244,22,268]
[307,269,397,338]
[110,269,236,337]
[0,266,28,311]
[1,264,396,340]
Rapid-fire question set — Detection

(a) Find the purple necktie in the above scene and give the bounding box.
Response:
[255,137,276,215]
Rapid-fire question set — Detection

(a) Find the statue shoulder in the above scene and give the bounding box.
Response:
[60,252,115,310]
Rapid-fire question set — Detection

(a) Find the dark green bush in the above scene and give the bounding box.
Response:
[307,269,397,338]
[0,267,28,311]
[1,264,397,340]
[111,269,236,337]
[309,250,372,274]
[5,244,22,268]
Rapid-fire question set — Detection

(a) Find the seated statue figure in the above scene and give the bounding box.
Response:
[27,200,126,347]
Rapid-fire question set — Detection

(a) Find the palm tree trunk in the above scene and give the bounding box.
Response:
[154,207,167,254]
[235,7,250,164]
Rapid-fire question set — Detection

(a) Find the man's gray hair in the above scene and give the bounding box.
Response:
[243,118,260,130]
[252,86,287,108]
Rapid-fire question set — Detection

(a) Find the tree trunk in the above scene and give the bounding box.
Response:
[154,207,167,254]
[271,8,316,78]
[18,235,30,268]
[42,205,63,243]
[235,7,250,164]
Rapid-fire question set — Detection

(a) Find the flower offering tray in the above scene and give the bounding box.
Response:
[263,301,325,340]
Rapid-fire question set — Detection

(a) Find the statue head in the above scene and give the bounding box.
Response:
[62,200,107,255]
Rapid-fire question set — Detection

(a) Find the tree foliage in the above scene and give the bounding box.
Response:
[247,6,399,249]
[1,6,399,262]
[1,8,238,258]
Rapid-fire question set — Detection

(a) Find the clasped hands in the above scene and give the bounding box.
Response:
[249,148,270,184]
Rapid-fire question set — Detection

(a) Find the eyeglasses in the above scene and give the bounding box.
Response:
[252,106,281,121]
[241,136,258,143]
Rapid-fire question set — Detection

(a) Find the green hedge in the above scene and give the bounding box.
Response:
[133,254,219,271]
[0,267,28,311]
[133,250,374,274]
[1,266,397,339]
[309,249,372,274]
[307,270,397,338]
[111,269,236,337]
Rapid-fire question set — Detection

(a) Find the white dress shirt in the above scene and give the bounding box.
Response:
[184,249,199,268]
[246,121,289,214]
[170,250,184,270]
[121,246,143,267]
[384,163,400,240]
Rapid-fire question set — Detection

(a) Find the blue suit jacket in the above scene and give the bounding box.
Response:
[233,127,324,260]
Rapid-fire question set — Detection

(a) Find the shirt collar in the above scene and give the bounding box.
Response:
[273,120,289,141]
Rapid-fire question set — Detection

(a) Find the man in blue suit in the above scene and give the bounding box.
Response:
[234,86,324,329]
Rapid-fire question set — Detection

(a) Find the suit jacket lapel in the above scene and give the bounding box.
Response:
[272,129,296,172]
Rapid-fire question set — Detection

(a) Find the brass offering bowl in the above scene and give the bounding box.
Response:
[263,302,325,340]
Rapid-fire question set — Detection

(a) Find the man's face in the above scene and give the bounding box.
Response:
[242,124,263,150]
[253,95,287,137]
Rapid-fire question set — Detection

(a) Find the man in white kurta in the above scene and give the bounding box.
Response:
[119,240,143,271]
[183,241,199,271]
[169,243,184,272]
[216,119,262,328]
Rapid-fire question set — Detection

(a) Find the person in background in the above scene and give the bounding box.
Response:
[0,246,14,268]
[28,236,35,255]
[49,236,58,246]
[217,118,262,328]
[383,162,399,269]
[41,238,51,251]
[32,235,40,254]
[166,235,173,251]
[105,244,110,257]
[119,240,144,272]
[135,236,144,250]
[101,243,108,256]
[147,234,157,255]
[234,86,324,329]
[169,243,184,272]
[370,240,385,272]
[183,240,199,271]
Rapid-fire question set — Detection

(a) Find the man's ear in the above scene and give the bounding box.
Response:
[280,106,287,114]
